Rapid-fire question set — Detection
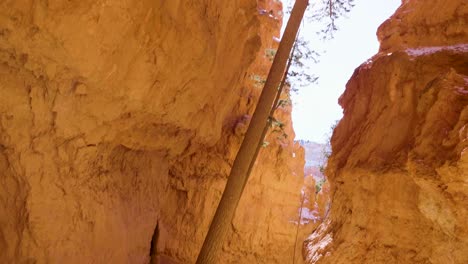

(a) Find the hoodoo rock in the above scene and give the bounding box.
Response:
[0,0,306,263]
[304,0,468,263]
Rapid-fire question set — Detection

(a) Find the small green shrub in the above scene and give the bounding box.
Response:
[250,74,266,88]
[315,178,326,194]
[276,98,292,108]
[265,48,277,61]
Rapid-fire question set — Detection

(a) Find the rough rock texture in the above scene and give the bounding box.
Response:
[0,0,305,263]
[294,140,331,264]
[304,0,468,263]
[294,174,330,264]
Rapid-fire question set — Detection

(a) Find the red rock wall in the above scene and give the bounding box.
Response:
[0,0,306,263]
[304,0,468,263]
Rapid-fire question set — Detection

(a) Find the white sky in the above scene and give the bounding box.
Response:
[283,0,401,142]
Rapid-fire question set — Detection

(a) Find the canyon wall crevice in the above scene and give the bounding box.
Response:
[305,0,468,263]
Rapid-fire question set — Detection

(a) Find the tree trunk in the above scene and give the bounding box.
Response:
[195,1,309,263]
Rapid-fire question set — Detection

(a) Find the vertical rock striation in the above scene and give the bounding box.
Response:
[0,0,304,263]
[304,0,468,263]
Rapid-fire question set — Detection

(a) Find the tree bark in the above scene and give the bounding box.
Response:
[195,1,309,263]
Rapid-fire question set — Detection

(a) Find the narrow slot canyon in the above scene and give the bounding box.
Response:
[0,0,467,264]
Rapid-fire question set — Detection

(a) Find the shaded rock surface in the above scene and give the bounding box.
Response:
[0,0,306,263]
[305,0,468,263]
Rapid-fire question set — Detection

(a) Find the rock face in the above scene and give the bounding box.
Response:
[304,0,468,263]
[0,0,305,263]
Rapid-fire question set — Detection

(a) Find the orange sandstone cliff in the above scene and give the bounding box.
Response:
[305,0,468,263]
[0,0,306,263]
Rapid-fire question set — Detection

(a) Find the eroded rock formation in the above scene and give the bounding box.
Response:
[305,0,468,263]
[0,0,306,263]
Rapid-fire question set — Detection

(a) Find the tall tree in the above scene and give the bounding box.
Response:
[195,0,309,263]
[285,0,356,89]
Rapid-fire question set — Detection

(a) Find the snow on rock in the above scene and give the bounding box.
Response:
[406,43,468,56]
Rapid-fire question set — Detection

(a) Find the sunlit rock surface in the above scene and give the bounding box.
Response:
[304,0,468,263]
[0,0,306,263]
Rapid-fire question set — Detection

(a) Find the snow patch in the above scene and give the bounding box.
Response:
[406,44,468,56]
[455,86,468,95]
